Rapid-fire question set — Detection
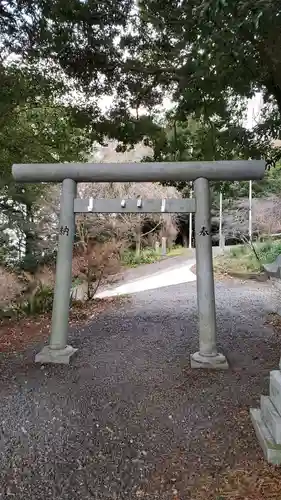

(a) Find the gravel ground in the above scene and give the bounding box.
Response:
[0,277,281,499]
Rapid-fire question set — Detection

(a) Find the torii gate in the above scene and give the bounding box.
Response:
[12,160,266,367]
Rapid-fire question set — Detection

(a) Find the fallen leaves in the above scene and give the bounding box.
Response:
[147,457,281,500]
[266,313,281,334]
[207,463,281,500]
[144,405,281,500]
[0,296,127,353]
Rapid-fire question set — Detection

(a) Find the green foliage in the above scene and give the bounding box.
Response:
[3,1,281,163]
[137,1,281,109]
[72,277,84,287]
[0,0,158,148]
[0,61,93,271]
[0,83,91,192]
[122,248,161,267]
[4,0,133,90]
[0,231,12,265]
[136,1,281,169]
[2,0,281,277]
[2,1,281,155]
[144,115,274,198]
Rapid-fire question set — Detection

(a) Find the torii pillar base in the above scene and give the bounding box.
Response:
[190,351,229,370]
[35,345,78,365]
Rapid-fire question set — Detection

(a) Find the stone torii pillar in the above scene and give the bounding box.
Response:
[12,160,265,366]
[190,177,228,368]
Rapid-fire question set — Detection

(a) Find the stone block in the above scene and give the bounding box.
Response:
[71,282,88,302]
[270,370,281,416]
[161,237,167,256]
[250,408,281,465]
[260,395,281,444]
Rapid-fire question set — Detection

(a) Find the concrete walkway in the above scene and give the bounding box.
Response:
[96,256,196,298]
[96,246,227,298]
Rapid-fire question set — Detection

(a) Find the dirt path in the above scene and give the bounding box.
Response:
[0,278,280,499]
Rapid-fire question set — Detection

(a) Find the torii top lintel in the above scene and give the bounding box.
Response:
[12,160,266,183]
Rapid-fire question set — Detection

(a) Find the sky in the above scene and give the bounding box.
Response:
[245,93,263,129]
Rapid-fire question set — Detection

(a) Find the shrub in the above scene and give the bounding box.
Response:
[16,283,54,316]
[0,282,54,320]
[74,239,124,299]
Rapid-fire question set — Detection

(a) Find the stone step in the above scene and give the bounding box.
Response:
[250,408,281,465]
[270,370,281,416]
[260,395,281,444]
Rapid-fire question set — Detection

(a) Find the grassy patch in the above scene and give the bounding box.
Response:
[121,245,190,268]
[216,240,281,274]
[167,245,191,257]
[214,240,281,275]
[121,248,162,267]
